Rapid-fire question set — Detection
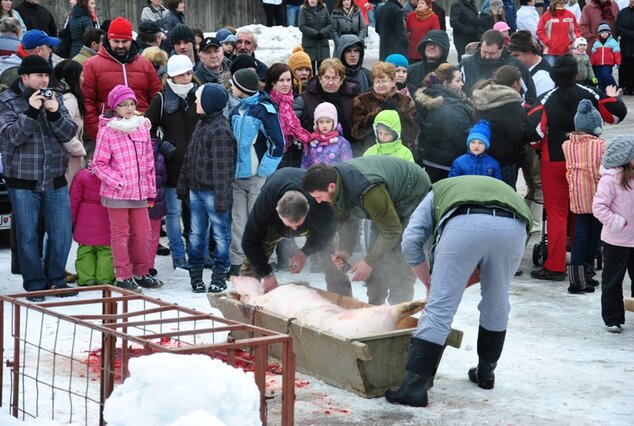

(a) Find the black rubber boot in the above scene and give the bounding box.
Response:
[385,338,444,407]
[468,326,506,389]
[189,269,205,293]
[208,267,227,293]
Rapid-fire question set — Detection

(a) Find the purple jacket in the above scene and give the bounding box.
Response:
[593,166,634,248]
[70,168,111,246]
[149,137,167,220]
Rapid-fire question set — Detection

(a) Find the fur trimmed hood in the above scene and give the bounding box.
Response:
[414,84,470,110]
[472,83,522,111]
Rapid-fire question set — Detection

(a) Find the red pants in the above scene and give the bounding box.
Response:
[107,207,151,280]
[540,160,568,273]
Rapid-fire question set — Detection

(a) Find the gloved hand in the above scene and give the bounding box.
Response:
[609,214,626,231]
[159,139,176,160]
[591,77,599,86]
[314,32,325,40]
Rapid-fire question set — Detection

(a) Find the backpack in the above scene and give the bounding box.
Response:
[53,17,72,59]
[0,65,18,92]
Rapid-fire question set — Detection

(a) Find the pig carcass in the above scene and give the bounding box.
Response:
[230,276,425,339]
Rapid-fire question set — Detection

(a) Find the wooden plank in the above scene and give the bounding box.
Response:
[625,298,634,313]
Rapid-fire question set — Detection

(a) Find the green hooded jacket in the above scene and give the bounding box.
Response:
[363,109,415,162]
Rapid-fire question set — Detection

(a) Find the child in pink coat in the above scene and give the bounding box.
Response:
[90,85,162,293]
[70,168,115,285]
[300,102,352,169]
[592,135,634,333]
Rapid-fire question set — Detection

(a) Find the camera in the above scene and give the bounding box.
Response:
[41,88,54,99]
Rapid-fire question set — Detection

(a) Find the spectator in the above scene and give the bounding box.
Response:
[572,36,597,84]
[450,0,480,61]
[288,45,313,94]
[262,0,285,26]
[0,17,21,56]
[376,0,409,60]
[537,0,581,66]
[167,24,198,69]
[590,22,621,91]
[431,0,447,31]
[479,0,507,36]
[298,0,333,75]
[71,27,102,64]
[0,55,79,301]
[386,53,412,97]
[406,0,441,64]
[616,0,634,94]
[82,17,161,142]
[580,0,620,46]
[194,36,230,84]
[1,0,27,36]
[191,27,203,53]
[363,109,415,161]
[136,20,167,53]
[163,0,186,34]
[331,0,368,51]
[215,27,237,62]
[516,0,540,38]
[509,30,556,97]
[333,34,372,92]
[301,101,353,167]
[141,0,169,30]
[142,45,168,73]
[0,28,59,87]
[14,0,56,36]
[448,119,503,179]
[287,0,304,27]
[68,0,99,58]
[567,0,583,21]
[405,29,450,93]
[236,29,269,81]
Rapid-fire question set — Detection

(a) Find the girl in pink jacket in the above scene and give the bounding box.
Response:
[592,135,634,333]
[90,85,162,293]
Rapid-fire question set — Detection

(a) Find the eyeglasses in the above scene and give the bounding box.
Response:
[374,78,393,86]
[320,75,340,83]
[117,102,137,109]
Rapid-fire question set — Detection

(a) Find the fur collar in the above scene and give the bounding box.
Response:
[107,115,148,133]
[471,83,522,111]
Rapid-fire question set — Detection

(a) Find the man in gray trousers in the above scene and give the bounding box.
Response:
[386,175,532,407]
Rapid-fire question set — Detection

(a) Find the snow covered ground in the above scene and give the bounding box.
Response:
[1,23,633,426]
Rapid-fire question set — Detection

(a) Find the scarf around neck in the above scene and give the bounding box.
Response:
[415,8,434,20]
[310,128,341,147]
[167,79,194,99]
[270,89,311,149]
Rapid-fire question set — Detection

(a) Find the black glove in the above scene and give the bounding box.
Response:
[159,139,176,160]
[314,32,325,40]
[382,97,399,110]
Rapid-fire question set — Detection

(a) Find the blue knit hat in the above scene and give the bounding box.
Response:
[385,54,409,69]
[195,83,228,115]
[467,120,491,149]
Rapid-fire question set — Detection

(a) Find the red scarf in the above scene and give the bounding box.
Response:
[269,89,311,150]
[310,128,340,146]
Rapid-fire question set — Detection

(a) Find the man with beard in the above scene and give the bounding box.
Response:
[333,35,373,93]
[460,29,536,104]
[405,29,450,93]
[236,29,269,81]
[82,17,161,141]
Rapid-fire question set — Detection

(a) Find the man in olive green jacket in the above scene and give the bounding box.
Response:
[301,155,431,305]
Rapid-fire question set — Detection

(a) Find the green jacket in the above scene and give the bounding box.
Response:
[333,156,431,266]
[363,109,415,162]
[431,175,533,241]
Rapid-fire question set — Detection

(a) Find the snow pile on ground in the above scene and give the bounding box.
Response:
[0,412,59,426]
[103,353,260,426]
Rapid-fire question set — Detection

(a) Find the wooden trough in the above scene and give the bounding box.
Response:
[209,288,463,398]
[625,297,634,313]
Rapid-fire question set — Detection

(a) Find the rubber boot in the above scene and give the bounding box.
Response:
[208,267,227,293]
[385,338,444,407]
[567,265,594,294]
[189,269,205,293]
[468,326,506,389]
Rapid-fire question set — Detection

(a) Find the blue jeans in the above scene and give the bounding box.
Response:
[164,187,186,259]
[570,213,602,266]
[594,65,616,92]
[8,186,72,291]
[187,189,231,270]
[286,4,300,26]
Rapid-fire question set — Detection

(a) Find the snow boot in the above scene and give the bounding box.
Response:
[189,269,205,293]
[468,326,506,389]
[567,265,594,294]
[208,267,227,293]
[385,338,444,407]
[583,263,600,287]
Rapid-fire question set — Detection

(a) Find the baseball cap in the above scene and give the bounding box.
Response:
[139,20,163,35]
[200,37,221,51]
[22,30,60,50]
[216,28,237,44]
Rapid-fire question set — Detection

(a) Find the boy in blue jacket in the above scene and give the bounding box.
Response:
[448,119,503,180]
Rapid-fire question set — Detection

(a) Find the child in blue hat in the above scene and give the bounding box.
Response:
[448,119,503,180]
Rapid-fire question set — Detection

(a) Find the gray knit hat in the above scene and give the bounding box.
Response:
[574,99,603,136]
[602,135,634,169]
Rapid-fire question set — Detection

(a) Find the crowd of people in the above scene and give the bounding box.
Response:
[0,0,632,409]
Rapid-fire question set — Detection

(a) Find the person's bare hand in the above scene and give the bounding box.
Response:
[331,250,350,271]
[28,91,45,109]
[350,260,373,282]
[262,274,279,293]
[289,251,307,273]
[605,85,622,98]
[42,94,59,112]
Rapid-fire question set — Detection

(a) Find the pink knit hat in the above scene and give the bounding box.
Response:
[107,84,137,110]
[313,102,338,129]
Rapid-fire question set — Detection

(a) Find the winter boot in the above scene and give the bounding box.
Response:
[468,326,506,390]
[567,265,595,294]
[583,263,600,287]
[208,267,227,293]
[385,338,444,407]
[189,269,205,293]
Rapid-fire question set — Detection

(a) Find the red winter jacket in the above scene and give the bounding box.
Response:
[536,9,580,56]
[590,37,621,66]
[82,43,161,141]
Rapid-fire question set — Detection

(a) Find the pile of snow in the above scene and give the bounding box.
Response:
[0,413,58,426]
[103,353,260,426]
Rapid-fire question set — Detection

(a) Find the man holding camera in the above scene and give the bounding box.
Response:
[0,55,79,302]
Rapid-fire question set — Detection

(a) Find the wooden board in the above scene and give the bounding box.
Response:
[625,297,634,313]
[208,290,463,398]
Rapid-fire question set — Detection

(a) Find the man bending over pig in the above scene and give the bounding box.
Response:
[302,156,432,305]
[241,168,352,296]
[386,176,532,407]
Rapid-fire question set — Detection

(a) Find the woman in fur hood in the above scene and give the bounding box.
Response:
[471,65,527,189]
[413,63,473,182]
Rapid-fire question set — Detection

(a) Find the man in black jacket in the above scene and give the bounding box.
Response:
[450,0,479,61]
[241,168,352,297]
[405,29,450,93]
[376,0,408,61]
[15,0,56,36]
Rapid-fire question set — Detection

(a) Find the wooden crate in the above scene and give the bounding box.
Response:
[209,289,463,398]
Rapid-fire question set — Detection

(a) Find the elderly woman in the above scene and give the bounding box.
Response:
[294,58,360,147]
[414,63,473,182]
[526,54,626,281]
[351,61,417,157]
